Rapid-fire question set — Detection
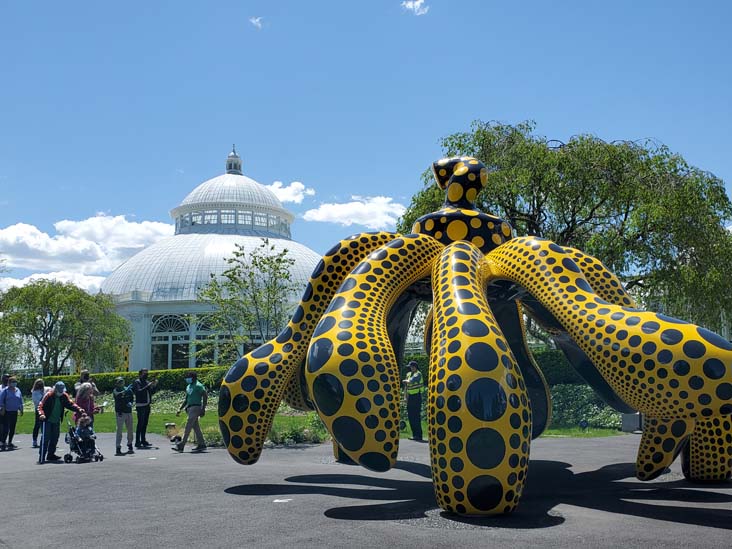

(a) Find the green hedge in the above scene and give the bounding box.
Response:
[404,350,585,386]
[532,349,585,385]
[549,384,621,429]
[15,366,229,395]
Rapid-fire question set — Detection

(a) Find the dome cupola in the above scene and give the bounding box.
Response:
[226,145,243,175]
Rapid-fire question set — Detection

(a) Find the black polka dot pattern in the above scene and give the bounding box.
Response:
[305,233,444,472]
[683,417,732,481]
[412,157,514,254]
[429,241,531,515]
[488,236,732,485]
[218,231,398,465]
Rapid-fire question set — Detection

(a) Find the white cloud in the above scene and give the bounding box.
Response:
[267,181,316,204]
[249,16,263,30]
[0,271,106,294]
[401,0,429,16]
[302,196,406,230]
[0,215,173,275]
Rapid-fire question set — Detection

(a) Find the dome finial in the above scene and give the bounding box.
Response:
[226,145,243,175]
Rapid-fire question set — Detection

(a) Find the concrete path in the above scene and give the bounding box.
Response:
[1,432,730,548]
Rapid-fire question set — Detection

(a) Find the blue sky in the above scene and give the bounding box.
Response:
[1,0,731,291]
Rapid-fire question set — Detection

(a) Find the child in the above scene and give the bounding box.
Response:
[75,414,96,458]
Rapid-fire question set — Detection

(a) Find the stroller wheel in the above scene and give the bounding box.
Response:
[94,455,99,462]
[64,454,73,463]
[99,455,104,462]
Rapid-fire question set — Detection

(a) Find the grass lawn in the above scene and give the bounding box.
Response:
[12,410,311,439]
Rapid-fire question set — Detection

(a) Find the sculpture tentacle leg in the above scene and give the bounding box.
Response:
[491,297,551,439]
[636,417,694,480]
[487,236,732,481]
[429,242,531,515]
[218,231,398,465]
[306,234,444,471]
[564,247,637,307]
[682,417,732,481]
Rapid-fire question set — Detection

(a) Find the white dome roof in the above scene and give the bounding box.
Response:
[179,174,284,211]
[101,234,320,303]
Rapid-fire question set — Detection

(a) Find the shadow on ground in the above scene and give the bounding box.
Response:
[225,459,732,529]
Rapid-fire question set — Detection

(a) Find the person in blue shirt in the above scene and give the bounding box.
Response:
[0,376,24,450]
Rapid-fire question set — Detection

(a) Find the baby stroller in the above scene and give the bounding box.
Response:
[63,420,104,463]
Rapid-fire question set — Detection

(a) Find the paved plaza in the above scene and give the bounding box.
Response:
[2,432,731,548]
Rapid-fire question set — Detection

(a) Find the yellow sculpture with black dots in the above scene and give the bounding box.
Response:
[219,156,732,516]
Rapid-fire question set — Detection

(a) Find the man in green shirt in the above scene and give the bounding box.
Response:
[173,370,207,453]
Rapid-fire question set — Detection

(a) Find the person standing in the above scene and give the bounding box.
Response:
[37,381,83,462]
[132,369,158,448]
[73,382,100,426]
[113,377,135,456]
[0,373,8,446]
[0,376,24,450]
[173,370,207,453]
[403,361,424,442]
[74,369,100,397]
[31,379,49,448]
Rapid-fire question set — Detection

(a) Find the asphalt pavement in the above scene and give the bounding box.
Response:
[1,432,730,548]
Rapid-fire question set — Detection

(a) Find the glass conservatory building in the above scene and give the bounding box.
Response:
[101,148,321,371]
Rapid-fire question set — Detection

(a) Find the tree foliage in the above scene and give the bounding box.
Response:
[398,120,732,332]
[196,239,299,365]
[0,279,131,376]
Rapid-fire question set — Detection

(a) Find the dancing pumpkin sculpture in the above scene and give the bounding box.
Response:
[219,156,732,516]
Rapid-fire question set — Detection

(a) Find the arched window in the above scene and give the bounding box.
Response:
[150,315,190,370]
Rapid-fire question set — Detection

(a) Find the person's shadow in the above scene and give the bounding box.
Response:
[225,459,732,529]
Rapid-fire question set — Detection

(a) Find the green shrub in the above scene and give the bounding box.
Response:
[533,349,585,385]
[15,366,229,395]
[549,384,621,429]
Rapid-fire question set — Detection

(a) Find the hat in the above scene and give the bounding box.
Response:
[115,376,125,383]
[54,381,66,391]
[408,361,418,368]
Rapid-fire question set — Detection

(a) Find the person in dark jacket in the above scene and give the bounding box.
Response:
[38,381,83,462]
[132,369,158,448]
[113,377,135,456]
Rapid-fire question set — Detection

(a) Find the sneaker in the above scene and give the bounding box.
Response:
[32,441,39,448]
[127,445,135,454]
[192,444,207,452]
[172,443,184,452]
[7,443,17,450]
[47,454,61,461]
[115,447,124,456]
[134,442,142,448]
[141,441,152,447]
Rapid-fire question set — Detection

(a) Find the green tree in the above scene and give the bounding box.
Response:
[398,120,732,333]
[0,280,131,376]
[196,239,299,365]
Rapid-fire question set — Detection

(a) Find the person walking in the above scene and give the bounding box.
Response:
[112,377,135,456]
[31,379,49,448]
[173,370,207,453]
[37,381,83,462]
[0,376,24,450]
[403,361,424,442]
[132,369,158,448]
